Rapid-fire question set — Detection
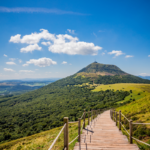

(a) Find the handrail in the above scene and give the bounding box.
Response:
[69,121,79,124]
[69,135,79,145]
[81,113,84,119]
[121,113,130,122]
[132,136,150,147]
[48,109,101,150]
[111,109,150,148]
[132,122,150,125]
[48,123,66,150]
[120,122,130,135]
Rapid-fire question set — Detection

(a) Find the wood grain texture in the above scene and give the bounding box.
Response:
[74,110,139,150]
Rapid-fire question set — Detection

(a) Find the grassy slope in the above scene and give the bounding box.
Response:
[93,83,150,103]
[116,95,150,150]
[0,119,88,150]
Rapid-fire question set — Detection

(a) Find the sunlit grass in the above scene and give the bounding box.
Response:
[0,119,89,150]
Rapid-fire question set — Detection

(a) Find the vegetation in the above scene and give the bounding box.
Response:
[116,96,150,149]
[0,79,130,144]
[77,62,128,75]
[93,83,150,104]
[0,119,89,150]
[1,62,150,148]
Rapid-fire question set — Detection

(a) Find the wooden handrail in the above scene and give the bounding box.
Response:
[111,109,150,147]
[48,109,101,150]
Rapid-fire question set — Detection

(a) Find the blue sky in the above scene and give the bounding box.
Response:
[0,0,150,79]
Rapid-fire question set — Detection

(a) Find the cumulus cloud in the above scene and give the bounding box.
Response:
[125,55,134,58]
[108,50,124,58]
[10,29,102,55]
[48,34,102,55]
[23,57,57,67]
[10,29,55,44]
[4,54,7,57]
[148,55,150,57]
[102,52,105,55]
[62,61,67,64]
[41,41,51,46]
[19,70,34,73]
[4,68,15,72]
[20,44,42,53]
[6,62,16,65]
[0,7,87,15]
[67,29,75,34]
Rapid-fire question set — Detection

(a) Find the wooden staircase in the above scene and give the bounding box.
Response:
[74,110,139,150]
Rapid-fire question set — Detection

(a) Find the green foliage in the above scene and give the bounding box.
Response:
[0,78,130,143]
[78,62,127,75]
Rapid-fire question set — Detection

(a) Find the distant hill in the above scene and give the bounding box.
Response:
[0,62,150,144]
[78,62,128,76]
[138,76,150,80]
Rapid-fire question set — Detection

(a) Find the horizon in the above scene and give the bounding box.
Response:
[0,0,150,80]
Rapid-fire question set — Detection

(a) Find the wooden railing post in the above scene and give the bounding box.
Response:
[114,110,115,121]
[129,120,133,144]
[64,117,68,150]
[88,111,90,125]
[83,109,86,129]
[116,112,117,126]
[78,118,81,142]
[119,110,121,130]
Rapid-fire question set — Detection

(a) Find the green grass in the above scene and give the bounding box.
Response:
[0,119,89,150]
[93,83,150,104]
[116,95,150,150]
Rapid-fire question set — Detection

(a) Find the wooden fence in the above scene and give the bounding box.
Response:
[110,109,150,147]
[48,109,101,150]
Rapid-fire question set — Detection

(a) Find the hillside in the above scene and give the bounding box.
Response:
[0,62,150,144]
[77,62,128,75]
[116,95,150,150]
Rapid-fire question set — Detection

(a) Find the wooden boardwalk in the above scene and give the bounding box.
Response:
[74,110,139,150]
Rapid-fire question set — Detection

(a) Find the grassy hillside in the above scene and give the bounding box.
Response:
[116,95,150,150]
[0,119,88,150]
[77,62,128,75]
[93,83,150,104]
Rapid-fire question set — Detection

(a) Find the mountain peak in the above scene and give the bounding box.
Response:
[77,62,128,76]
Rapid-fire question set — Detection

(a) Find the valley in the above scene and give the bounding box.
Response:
[0,62,150,149]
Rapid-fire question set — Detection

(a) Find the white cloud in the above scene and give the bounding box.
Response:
[41,41,51,46]
[62,61,67,64]
[6,62,16,65]
[4,54,7,57]
[102,52,105,55]
[48,34,102,55]
[148,55,150,57]
[19,70,34,73]
[108,50,124,58]
[9,58,16,61]
[20,44,42,53]
[4,68,15,72]
[23,57,57,67]
[125,55,134,58]
[67,29,75,34]
[0,7,87,15]
[10,29,102,55]
[139,73,150,76]
[19,59,22,63]
[9,29,55,44]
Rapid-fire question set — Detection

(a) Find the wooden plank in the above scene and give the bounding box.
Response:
[74,110,139,150]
